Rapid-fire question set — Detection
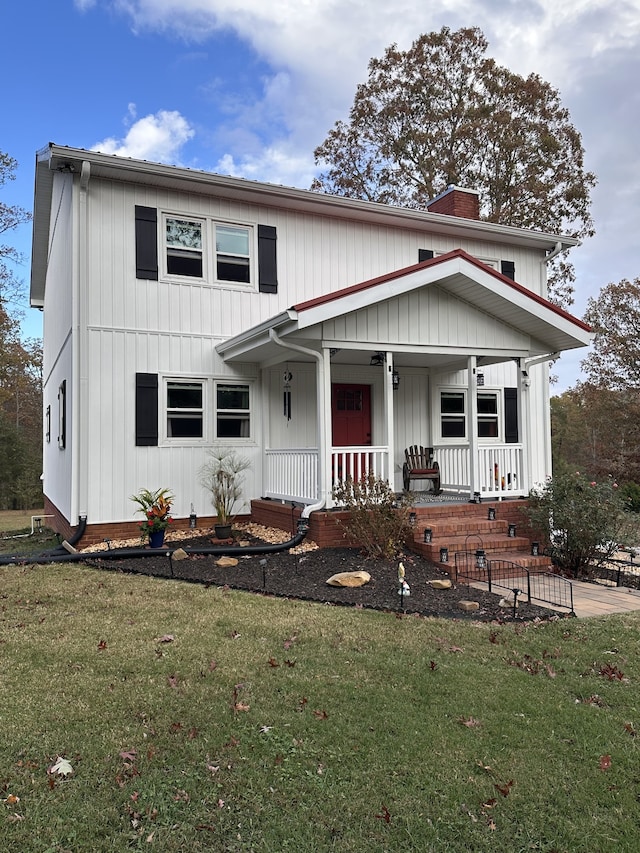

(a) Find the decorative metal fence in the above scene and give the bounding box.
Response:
[455,550,574,615]
[587,555,640,591]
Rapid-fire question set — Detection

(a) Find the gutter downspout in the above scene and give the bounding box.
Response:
[268,329,327,517]
[541,241,564,265]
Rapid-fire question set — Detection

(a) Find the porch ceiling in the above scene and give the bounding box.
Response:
[217,249,592,367]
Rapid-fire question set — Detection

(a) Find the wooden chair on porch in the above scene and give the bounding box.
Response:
[403,445,441,494]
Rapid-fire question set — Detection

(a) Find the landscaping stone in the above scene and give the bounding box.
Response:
[458,600,480,612]
[172,548,188,561]
[216,556,239,567]
[429,579,452,590]
[326,570,371,587]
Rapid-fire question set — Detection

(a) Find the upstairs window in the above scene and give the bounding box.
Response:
[166,218,203,278]
[216,225,250,283]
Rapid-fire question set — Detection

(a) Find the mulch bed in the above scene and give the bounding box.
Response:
[84,533,564,623]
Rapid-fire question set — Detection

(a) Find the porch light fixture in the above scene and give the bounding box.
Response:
[370,352,385,367]
[409,512,417,526]
[531,541,540,556]
[392,368,400,391]
[476,371,485,387]
[439,546,449,563]
[487,507,496,521]
[423,528,433,543]
[508,523,516,538]
[475,549,486,569]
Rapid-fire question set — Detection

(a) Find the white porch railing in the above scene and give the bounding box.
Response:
[264,446,390,505]
[330,446,390,485]
[435,443,526,499]
[264,444,526,505]
[264,448,319,504]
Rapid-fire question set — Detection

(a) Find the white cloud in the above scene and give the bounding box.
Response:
[92,109,195,164]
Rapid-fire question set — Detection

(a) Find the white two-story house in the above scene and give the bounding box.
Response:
[30,144,591,544]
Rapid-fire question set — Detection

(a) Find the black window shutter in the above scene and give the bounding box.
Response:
[501,260,515,280]
[504,387,519,443]
[135,206,158,280]
[419,249,434,262]
[258,225,278,293]
[136,373,158,446]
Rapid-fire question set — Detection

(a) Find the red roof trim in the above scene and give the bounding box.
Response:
[293,248,592,333]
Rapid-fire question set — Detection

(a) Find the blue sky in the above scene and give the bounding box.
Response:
[3,0,639,391]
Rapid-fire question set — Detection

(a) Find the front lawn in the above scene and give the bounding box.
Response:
[1,563,639,851]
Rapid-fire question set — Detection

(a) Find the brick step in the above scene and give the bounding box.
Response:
[413,533,532,556]
[415,518,512,537]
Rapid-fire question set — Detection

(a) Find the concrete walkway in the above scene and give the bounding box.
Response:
[559,580,640,618]
[472,577,640,618]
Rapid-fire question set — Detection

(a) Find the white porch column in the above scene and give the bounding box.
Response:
[321,346,334,507]
[518,361,531,493]
[385,351,395,489]
[467,355,479,499]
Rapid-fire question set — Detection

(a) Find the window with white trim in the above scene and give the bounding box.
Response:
[163,215,253,285]
[216,383,251,439]
[477,391,500,438]
[440,391,466,439]
[166,217,204,278]
[438,388,502,441]
[165,379,205,439]
[216,224,250,283]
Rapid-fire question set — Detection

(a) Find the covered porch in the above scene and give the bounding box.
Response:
[217,249,592,509]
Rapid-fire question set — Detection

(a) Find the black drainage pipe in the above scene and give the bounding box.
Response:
[0,520,310,567]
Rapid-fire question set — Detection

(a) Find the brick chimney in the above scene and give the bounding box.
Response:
[427,185,480,220]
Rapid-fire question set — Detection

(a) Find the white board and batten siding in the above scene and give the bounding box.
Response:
[43,169,555,525]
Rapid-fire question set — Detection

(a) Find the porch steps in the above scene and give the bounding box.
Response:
[407,502,551,574]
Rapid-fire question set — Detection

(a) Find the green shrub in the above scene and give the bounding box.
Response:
[621,481,640,513]
[332,472,413,560]
[524,471,635,577]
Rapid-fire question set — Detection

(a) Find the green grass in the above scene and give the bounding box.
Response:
[2,563,640,851]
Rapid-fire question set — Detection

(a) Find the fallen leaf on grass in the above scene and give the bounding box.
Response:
[167,674,179,689]
[599,755,612,771]
[313,709,328,720]
[284,659,296,667]
[4,794,20,805]
[459,716,482,728]
[119,749,137,763]
[268,657,279,668]
[155,634,175,644]
[234,702,250,713]
[97,639,107,651]
[283,635,297,650]
[624,722,637,737]
[495,780,514,797]
[375,805,391,823]
[48,757,73,777]
[208,659,218,671]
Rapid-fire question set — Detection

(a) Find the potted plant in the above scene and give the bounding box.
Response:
[130,487,174,548]
[199,448,251,539]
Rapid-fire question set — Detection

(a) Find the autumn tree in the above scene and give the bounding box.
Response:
[0,149,42,509]
[582,277,640,390]
[551,383,640,485]
[311,26,595,307]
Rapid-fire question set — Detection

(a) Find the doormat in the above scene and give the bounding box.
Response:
[410,491,468,504]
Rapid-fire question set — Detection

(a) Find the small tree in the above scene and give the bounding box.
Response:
[332,472,413,560]
[524,471,635,578]
[199,448,251,526]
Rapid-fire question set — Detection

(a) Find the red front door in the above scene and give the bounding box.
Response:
[331,384,372,480]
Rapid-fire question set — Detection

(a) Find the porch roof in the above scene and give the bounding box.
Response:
[217,249,592,368]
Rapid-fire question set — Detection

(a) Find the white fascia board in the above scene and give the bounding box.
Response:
[44,144,578,252]
[215,311,298,359]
